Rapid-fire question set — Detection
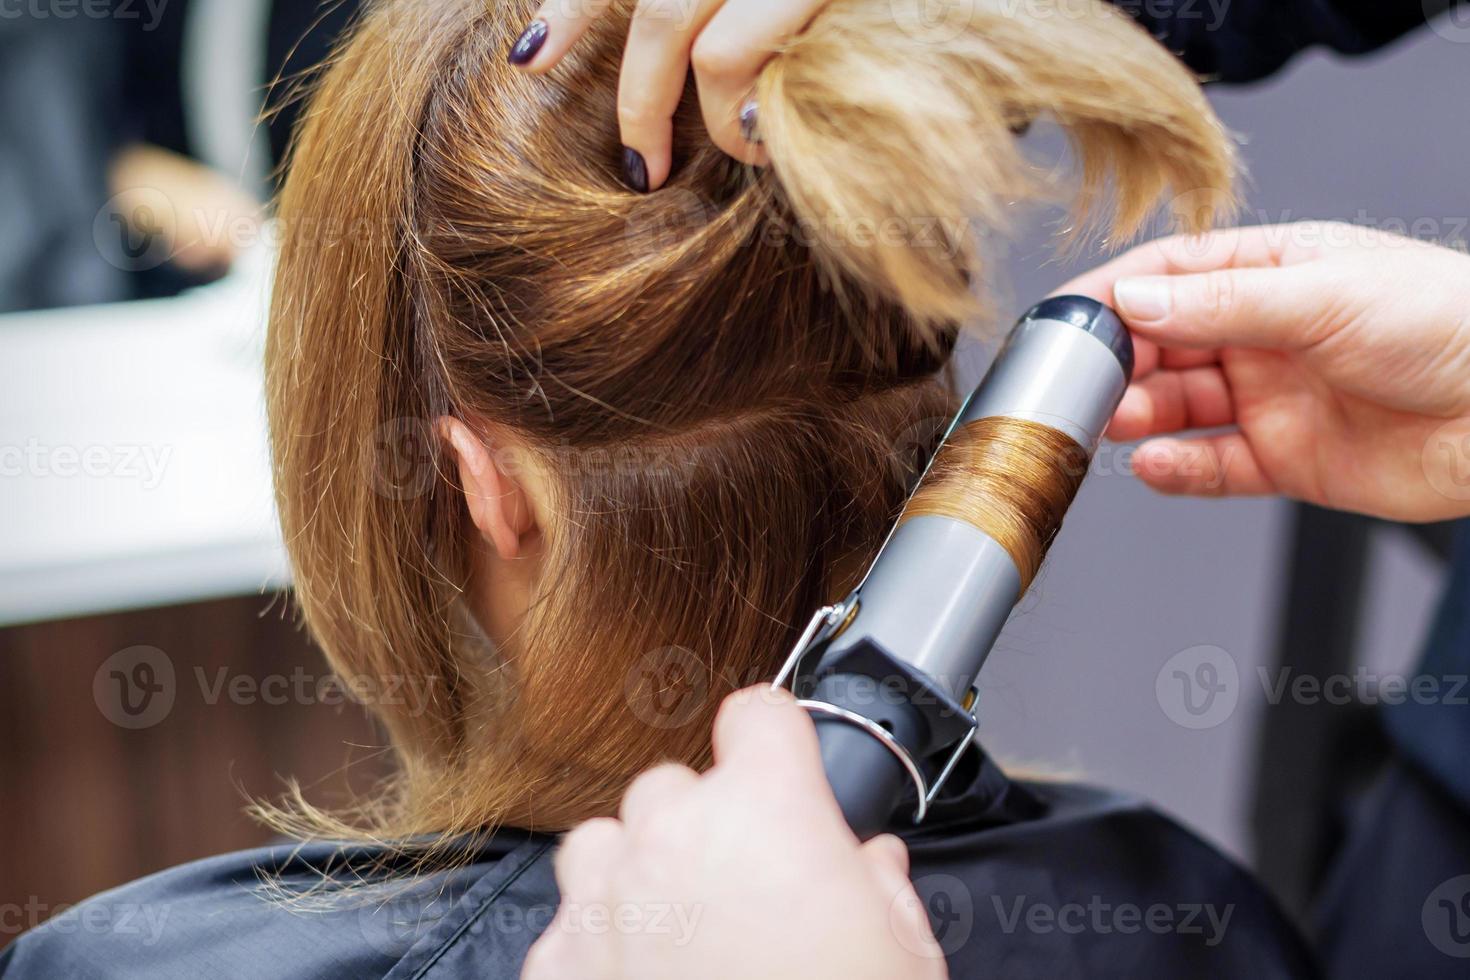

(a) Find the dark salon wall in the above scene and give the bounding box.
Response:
[977,23,1465,863]
[0,598,389,947]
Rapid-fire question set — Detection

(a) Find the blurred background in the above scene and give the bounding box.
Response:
[0,0,1465,947]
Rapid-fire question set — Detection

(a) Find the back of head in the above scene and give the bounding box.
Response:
[266,0,1233,837]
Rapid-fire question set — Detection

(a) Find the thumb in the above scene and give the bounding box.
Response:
[712,686,825,779]
[1112,266,1329,351]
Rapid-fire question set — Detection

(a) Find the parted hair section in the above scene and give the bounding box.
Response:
[263,0,1235,840]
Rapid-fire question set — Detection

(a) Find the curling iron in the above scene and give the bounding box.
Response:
[772,295,1133,840]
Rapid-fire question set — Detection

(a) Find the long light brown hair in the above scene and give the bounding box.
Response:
[264,0,1234,843]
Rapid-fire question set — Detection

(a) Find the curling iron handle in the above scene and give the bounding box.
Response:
[815,717,914,841]
[806,671,934,841]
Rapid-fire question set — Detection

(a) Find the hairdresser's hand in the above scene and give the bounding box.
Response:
[507,0,825,190]
[1060,222,1470,523]
[521,688,948,980]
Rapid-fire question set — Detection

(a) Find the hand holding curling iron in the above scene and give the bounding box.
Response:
[1063,222,1470,522]
[522,688,947,980]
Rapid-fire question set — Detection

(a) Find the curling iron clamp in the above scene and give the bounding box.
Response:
[772,295,1134,840]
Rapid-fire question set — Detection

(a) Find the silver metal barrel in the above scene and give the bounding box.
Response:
[779,297,1133,839]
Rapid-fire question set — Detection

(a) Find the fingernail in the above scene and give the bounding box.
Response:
[1113,277,1172,322]
[739,100,761,144]
[507,19,549,66]
[622,146,649,193]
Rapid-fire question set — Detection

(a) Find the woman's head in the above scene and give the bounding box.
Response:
[266,0,1233,836]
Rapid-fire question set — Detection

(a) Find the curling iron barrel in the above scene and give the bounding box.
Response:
[773,296,1133,840]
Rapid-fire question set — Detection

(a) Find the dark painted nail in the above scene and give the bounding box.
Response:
[508,19,548,66]
[622,146,649,193]
[739,101,761,144]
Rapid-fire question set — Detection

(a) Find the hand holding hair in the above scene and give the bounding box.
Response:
[507,0,826,189]
[1059,222,1470,522]
[520,688,948,980]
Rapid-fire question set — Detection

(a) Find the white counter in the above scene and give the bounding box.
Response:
[0,244,288,626]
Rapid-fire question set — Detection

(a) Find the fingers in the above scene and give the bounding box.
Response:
[860,834,911,879]
[861,840,945,968]
[518,0,819,190]
[554,817,624,900]
[1055,224,1316,302]
[1107,366,1235,441]
[508,0,617,71]
[1055,225,1344,354]
[619,763,699,826]
[711,686,820,774]
[1111,266,1336,352]
[615,0,728,190]
[690,0,821,161]
[1132,433,1276,497]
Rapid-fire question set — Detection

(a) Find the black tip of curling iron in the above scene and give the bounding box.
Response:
[1021,296,1135,383]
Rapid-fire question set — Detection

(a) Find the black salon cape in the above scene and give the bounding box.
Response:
[0,756,1316,979]
[1118,0,1466,84]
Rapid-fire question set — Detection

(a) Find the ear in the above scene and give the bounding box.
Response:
[437,417,539,561]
